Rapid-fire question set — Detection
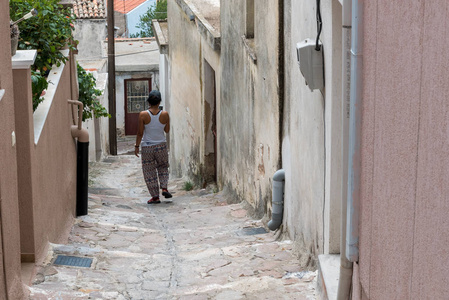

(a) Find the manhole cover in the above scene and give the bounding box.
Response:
[53,255,92,268]
[239,227,267,236]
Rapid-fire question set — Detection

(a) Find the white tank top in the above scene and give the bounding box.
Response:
[141,110,166,146]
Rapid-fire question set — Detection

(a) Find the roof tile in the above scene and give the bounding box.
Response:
[73,0,106,19]
[114,0,149,14]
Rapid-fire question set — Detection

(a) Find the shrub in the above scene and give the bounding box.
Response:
[183,181,194,191]
[9,0,77,74]
[77,63,110,121]
[31,70,48,110]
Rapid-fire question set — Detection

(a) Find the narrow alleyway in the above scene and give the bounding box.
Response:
[28,138,317,299]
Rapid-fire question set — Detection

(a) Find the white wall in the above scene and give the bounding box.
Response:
[159,54,169,110]
[282,0,343,262]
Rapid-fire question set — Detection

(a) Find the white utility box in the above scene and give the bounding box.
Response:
[296,39,324,91]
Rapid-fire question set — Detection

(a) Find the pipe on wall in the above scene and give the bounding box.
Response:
[268,169,285,231]
[336,0,354,298]
[68,100,89,216]
[346,0,363,263]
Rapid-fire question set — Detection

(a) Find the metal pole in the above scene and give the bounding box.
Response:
[107,0,117,155]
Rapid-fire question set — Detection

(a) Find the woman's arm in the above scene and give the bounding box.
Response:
[164,112,170,133]
[134,111,146,157]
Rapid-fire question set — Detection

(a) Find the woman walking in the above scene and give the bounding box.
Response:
[134,90,172,204]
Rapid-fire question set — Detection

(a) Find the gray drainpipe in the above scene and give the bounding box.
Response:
[346,0,363,263]
[336,0,353,298]
[268,169,285,231]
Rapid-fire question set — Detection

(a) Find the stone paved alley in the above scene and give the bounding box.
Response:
[28,141,317,299]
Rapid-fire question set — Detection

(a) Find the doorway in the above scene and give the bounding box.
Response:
[124,78,151,135]
[203,60,217,183]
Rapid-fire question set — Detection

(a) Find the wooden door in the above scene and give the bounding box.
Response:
[124,78,151,135]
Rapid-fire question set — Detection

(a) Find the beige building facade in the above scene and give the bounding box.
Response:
[164,0,221,186]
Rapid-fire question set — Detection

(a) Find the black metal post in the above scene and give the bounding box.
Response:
[76,141,89,216]
[107,0,117,155]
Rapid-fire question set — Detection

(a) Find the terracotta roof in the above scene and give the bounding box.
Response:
[114,0,149,14]
[73,0,106,19]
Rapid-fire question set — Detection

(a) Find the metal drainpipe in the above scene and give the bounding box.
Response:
[336,0,353,298]
[346,0,363,263]
[268,169,285,231]
[68,100,89,216]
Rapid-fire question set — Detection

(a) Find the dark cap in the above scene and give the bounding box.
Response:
[147,90,162,105]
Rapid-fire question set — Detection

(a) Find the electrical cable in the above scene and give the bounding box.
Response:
[315,0,322,50]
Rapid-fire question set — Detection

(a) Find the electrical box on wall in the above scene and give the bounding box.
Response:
[296,39,324,91]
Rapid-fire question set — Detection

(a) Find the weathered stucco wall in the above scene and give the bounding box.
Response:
[283,0,325,261]
[283,0,342,261]
[220,0,280,216]
[168,0,221,184]
[0,5,25,299]
[115,11,126,37]
[356,1,449,299]
[74,19,107,60]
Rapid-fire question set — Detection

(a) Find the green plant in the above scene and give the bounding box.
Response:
[134,0,167,37]
[183,181,194,191]
[77,63,110,121]
[31,70,48,110]
[9,0,77,74]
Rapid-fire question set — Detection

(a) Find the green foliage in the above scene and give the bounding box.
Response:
[31,70,48,111]
[134,0,167,37]
[183,181,194,191]
[9,0,76,74]
[77,63,110,121]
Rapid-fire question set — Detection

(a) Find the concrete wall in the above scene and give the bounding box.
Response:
[0,4,25,299]
[283,0,343,262]
[74,19,108,60]
[167,1,221,185]
[355,1,449,299]
[220,0,280,216]
[127,0,154,36]
[115,11,126,37]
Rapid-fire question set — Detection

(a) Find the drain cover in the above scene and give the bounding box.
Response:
[239,227,267,236]
[53,255,92,268]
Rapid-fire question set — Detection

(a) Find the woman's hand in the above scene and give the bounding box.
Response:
[134,146,140,157]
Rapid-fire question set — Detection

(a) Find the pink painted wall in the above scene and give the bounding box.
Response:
[31,61,77,261]
[0,4,26,299]
[357,1,449,299]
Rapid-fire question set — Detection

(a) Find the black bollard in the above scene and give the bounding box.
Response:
[76,141,89,216]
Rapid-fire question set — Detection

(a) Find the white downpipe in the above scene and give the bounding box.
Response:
[336,0,353,298]
[346,0,363,262]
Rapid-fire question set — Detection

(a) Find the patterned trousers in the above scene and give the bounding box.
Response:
[141,143,169,197]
